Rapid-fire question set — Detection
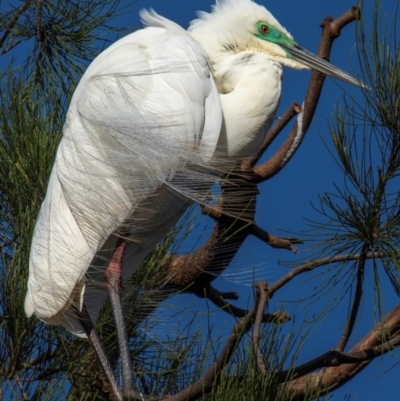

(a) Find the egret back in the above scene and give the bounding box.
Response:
[25,11,224,336]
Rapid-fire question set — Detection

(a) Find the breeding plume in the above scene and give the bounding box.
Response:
[25,0,361,340]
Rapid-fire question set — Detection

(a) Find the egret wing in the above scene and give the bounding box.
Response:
[25,22,222,336]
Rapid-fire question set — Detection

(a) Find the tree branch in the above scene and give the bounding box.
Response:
[155,6,361,298]
[248,6,360,183]
[250,223,303,252]
[149,5,361,308]
[281,304,400,399]
[241,102,302,170]
[268,252,381,297]
[335,246,367,351]
[253,281,269,375]
[203,284,290,323]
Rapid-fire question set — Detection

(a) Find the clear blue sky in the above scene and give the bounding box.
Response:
[3,0,399,399]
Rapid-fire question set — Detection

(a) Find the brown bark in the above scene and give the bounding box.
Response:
[147,6,362,324]
[282,304,400,400]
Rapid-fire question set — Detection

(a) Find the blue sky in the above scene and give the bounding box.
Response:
[2,0,400,399]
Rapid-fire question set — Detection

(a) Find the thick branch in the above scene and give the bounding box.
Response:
[152,178,259,296]
[151,6,360,295]
[281,304,400,400]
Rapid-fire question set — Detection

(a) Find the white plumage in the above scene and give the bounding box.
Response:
[25,0,363,337]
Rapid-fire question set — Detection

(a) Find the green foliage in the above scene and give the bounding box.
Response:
[0,0,136,97]
[0,1,139,399]
[312,0,400,303]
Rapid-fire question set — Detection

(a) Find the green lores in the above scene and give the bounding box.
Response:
[254,21,366,88]
[254,21,296,53]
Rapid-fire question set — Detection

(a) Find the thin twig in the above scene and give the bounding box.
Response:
[20,350,55,369]
[268,252,381,297]
[335,246,367,351]
[0,0,32,49]
[0,39,23,55]
[250,223,303,252]
[132,358,151,397]
[166,297,257,401]
[205,284,289,323]
[14,375,30,401]
[253,281,269,375]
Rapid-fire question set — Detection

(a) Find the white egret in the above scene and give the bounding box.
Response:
[24,0,362,392]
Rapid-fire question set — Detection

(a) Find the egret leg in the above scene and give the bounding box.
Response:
[104,235,133,399]
[80,305,123,401]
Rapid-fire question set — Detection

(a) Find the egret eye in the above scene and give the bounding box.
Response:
[260,24,269,34]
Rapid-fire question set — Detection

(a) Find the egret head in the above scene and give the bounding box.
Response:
[189,0,363,87]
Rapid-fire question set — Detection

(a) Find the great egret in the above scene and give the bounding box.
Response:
[24,0,362,393]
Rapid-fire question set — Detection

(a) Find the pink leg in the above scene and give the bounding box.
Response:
[104,235,133,399]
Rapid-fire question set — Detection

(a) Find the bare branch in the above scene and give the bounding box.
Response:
[242,102,302,169]
[0,39,22,56]
[204,284,290,323]
[268,252,381,297]
[159,6,362,297]
[250,223,302,252]
[153,7,362,307]
[335,246,367,351]
[281,304,400,399]
[249,6,360,183]
[253,281,269,375]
